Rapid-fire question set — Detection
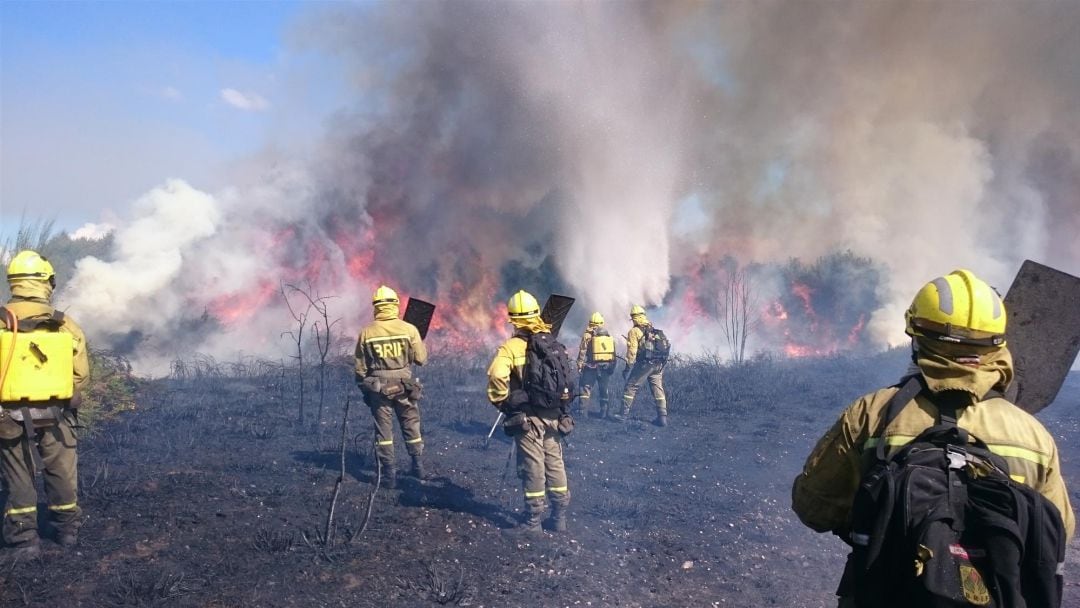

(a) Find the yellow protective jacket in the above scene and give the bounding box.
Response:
[792,341,1075,541]
[487,317,550,406]
[354,303,427,381]
[625,315,649,366]
[3,281,89,394]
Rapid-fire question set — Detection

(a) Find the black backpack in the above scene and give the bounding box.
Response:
[840,376,1066,608]
[640,325,671,362]
[523,332,578,410]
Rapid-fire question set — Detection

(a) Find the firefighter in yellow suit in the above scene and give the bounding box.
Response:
[792,269,1075,607]
[616,305,668,426]
[0,251,90,557]
[487,290,570,537]
[576,312,616,418]
[355,285,428,489]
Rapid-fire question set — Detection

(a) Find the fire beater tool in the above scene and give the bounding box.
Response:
[402,297,436,340]
[1001,260,1080,413]
[484,412,504,449]
[540,294,575,339]
[403,296,436,402]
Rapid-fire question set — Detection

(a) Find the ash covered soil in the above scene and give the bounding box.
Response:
[3,350,1079,607]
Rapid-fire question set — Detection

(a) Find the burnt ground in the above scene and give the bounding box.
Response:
[1,350,1079,607]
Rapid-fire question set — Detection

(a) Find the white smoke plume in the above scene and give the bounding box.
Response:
[58,1,1080,371]
[63,180,219,330]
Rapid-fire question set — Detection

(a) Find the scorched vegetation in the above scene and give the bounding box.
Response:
[1,349,1078,608]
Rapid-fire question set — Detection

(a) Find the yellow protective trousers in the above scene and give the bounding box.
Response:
[622,361,667,416]
[578,365,614,415]
[515,414,569,515]
[0,411,80,546]
[364,392,423,470]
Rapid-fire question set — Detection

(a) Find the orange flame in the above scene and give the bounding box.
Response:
[207,279,278,324]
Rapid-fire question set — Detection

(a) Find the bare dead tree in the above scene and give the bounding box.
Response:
[286,284,342,431]
[277,358,287,416]
[360,458,381,536]
[718,264,761,364]
[280,282,314,425]
[323,394,352,545]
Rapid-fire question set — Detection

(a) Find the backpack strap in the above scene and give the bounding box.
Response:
[930,386,1004,431]
[875,375,927,461]
[938,401,958,427]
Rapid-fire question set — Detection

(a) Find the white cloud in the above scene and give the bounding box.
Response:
[220,88,270,111]
[159,86,183,101]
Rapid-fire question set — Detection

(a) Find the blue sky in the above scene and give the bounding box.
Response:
[1,0,347,233]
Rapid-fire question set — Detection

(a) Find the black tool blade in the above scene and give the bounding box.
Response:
[1002,260,1080,413]
[403,297,437,340]
[540,294,575,339]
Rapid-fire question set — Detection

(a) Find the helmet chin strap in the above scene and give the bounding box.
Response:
[913,337,981,367]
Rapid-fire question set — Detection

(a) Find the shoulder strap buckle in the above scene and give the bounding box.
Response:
[945,444,969,470]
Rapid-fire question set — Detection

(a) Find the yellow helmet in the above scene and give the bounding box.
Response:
[589,312,604,325]
[372,285,399,305]
[629,304,646,317]
[507,290,540,319]
[7,250,55,284]
[905,269,1006,347]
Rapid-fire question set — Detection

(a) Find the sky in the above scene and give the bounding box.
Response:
[1,0,342,233]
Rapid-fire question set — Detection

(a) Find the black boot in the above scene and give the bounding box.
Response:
[655,399,669,426]
[7,540,41,560]
[505,511,544,539]
[381,465,397,489]
[56,529,78,548]
[548,505,568,533]
[504,500,545,539]
[410,453,427,480]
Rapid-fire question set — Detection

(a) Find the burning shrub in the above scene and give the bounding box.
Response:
[761,250,883,357]
[78,349,143,433]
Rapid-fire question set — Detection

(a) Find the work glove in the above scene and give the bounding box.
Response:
[557,412,575,437]
[502,411,529,437]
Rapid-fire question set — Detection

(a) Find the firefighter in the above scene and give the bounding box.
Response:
[355,285,428,489]
[576,312,616,418]
[487,290,570,537]
[0,250,89,557]
[615,305,668,426]
[792,269,1074,606]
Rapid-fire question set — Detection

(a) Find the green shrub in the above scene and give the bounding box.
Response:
[78,350,142,434]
